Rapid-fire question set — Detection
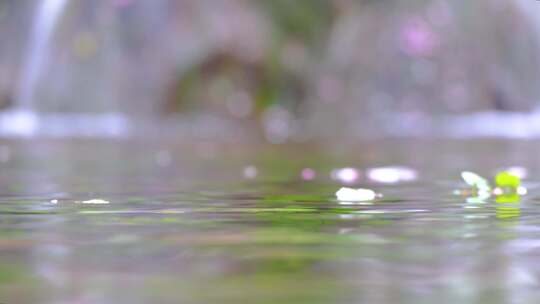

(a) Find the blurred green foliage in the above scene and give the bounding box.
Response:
[167,1,336,116]
[258,0,334,44]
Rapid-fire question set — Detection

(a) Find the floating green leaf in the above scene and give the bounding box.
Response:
[495,171,521,189]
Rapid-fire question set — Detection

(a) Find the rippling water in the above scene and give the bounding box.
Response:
[1,139,540,303]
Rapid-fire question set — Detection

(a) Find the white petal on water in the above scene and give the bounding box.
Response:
[336,187,376,202]
[466,191,491,204]
[461,171,490,190]
[78,199,110,205]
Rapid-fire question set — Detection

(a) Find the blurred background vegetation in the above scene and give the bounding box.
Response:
[0,0,538,140]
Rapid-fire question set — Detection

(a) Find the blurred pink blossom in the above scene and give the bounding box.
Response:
[399,18,438,57]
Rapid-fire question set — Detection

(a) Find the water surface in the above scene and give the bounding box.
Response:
[1,138,540,303]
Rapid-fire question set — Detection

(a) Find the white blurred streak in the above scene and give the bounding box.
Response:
[367,166,417,184]
[17,0,68,108]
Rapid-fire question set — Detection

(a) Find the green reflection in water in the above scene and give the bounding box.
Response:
[495,193,521,219]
